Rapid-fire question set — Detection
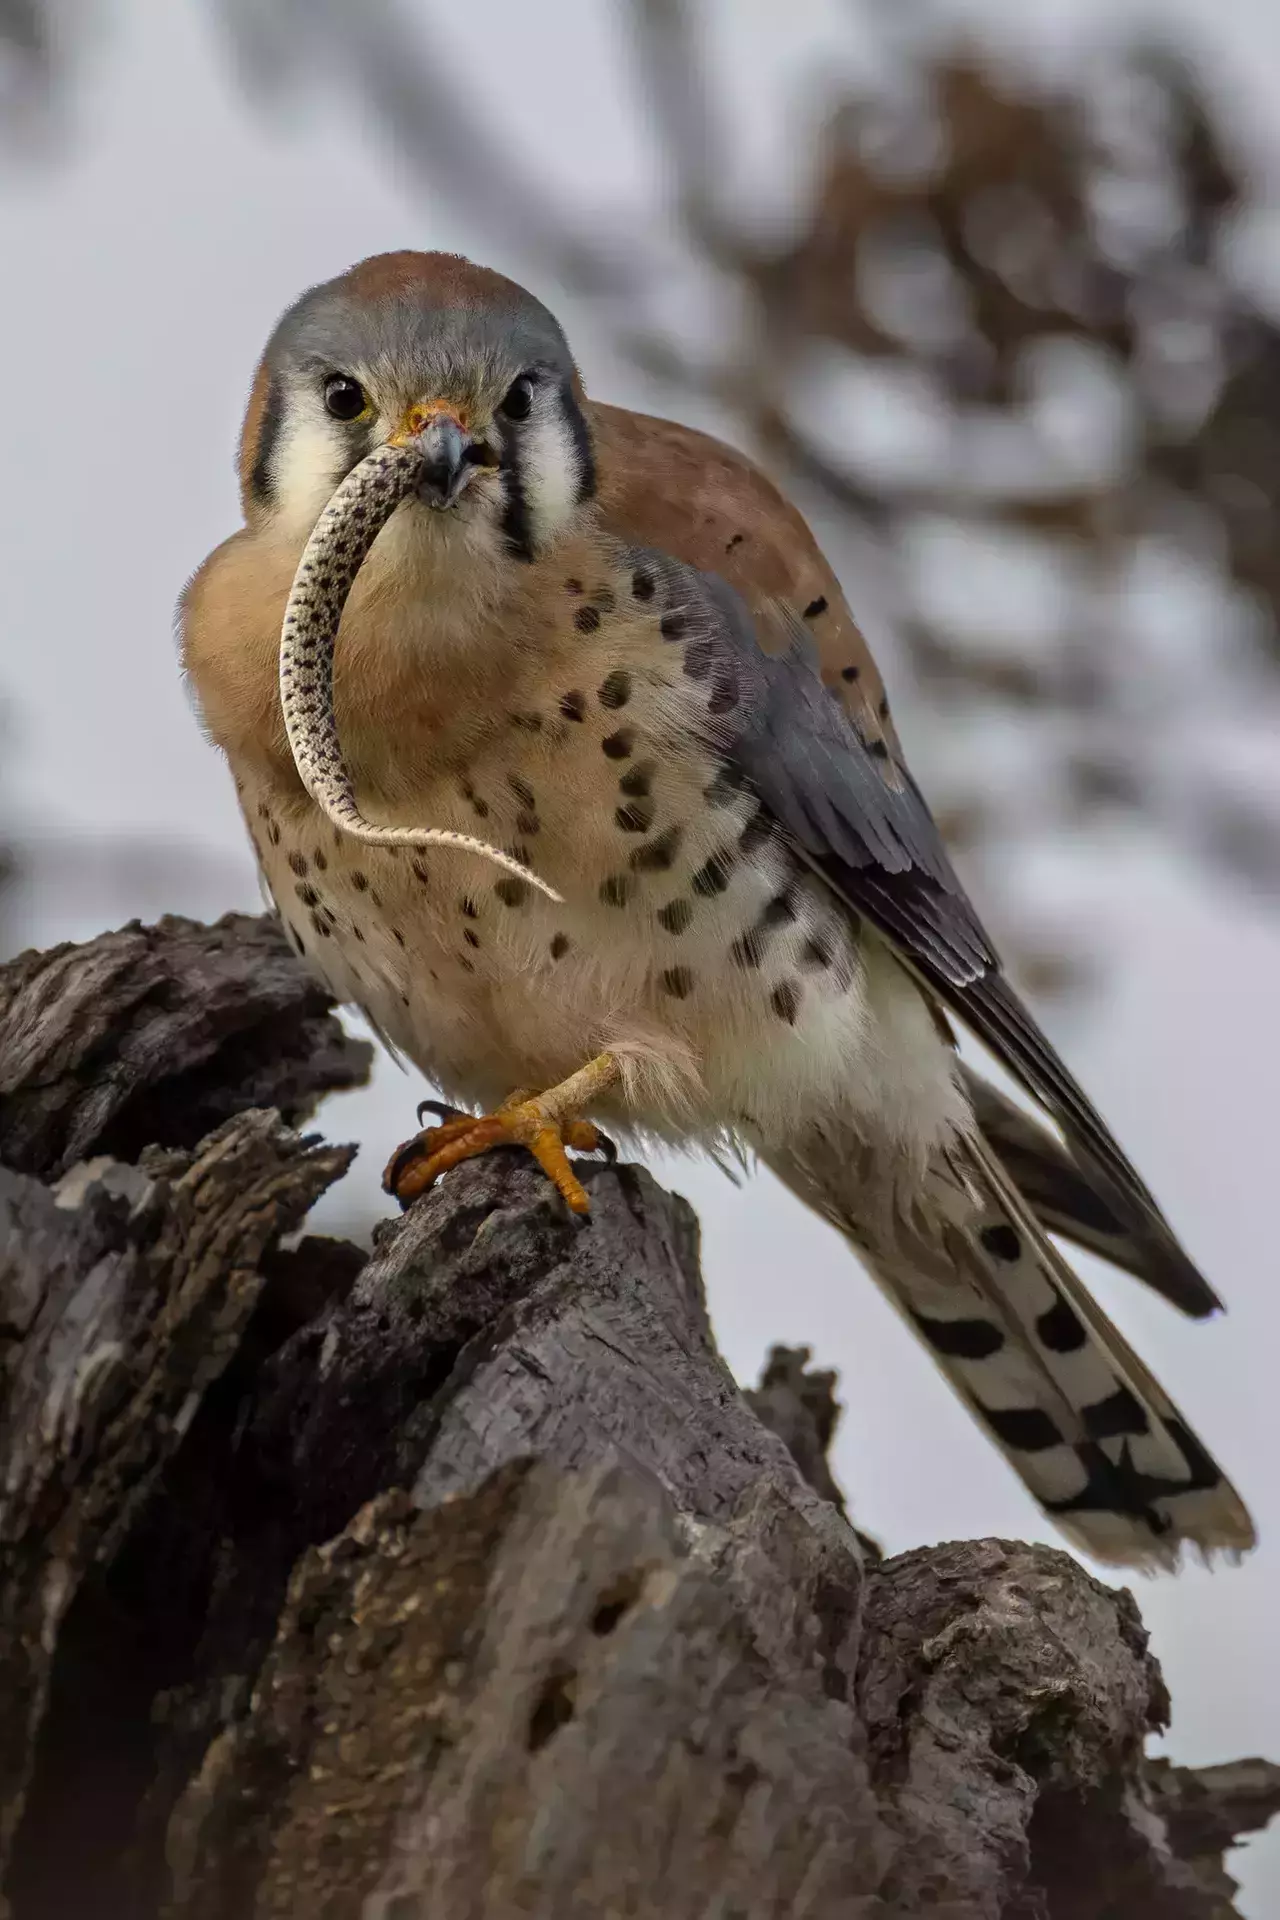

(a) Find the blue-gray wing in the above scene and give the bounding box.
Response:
[645,552,1219,1321]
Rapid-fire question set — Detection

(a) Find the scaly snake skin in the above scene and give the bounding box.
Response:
[278,442,563,900]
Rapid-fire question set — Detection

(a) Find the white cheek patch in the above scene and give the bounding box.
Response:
[518,401,583,550]
[270,403,355,536]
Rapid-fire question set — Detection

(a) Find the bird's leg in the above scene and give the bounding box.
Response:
[383,1053,621,1214]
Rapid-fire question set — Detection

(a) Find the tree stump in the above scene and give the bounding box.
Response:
[1,915,1275,1919]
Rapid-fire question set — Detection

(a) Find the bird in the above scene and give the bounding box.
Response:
[181,249,1254,1568]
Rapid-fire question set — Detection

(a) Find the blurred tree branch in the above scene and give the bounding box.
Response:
[0,0,51,109]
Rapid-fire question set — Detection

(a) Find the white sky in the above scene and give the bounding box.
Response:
[1,0,1277,1907]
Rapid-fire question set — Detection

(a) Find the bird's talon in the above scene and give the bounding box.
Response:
[383,1095,609,1213]
[417,1098,467,1127]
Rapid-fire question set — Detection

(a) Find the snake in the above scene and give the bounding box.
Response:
[278,441,563,901]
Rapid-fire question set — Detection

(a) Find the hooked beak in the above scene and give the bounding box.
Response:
[389,403,485,509]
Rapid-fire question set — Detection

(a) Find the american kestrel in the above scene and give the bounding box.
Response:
[181,251,1254,1567]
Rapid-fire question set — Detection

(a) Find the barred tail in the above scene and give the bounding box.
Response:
[765,1128,1254,1568]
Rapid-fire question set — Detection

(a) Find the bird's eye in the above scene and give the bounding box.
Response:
[499,374,535,421]
[324,374,368,421]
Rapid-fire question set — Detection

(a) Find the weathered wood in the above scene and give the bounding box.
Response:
[860,1541,1173,1917]
[0,914,1276,1920]
[165,1461,889,1920]
[1146,1759,1280,1914]
[0,912,372,1178]
[101,1152,871,1918]
[0,1115,354,1885]
[746,1341,884,1558]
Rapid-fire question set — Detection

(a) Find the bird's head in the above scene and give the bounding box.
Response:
[238,251,596,563]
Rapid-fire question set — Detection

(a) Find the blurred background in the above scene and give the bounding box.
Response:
[2,0,1278,1905]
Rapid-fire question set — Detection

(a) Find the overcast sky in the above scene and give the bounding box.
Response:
[1,0,1277,1906]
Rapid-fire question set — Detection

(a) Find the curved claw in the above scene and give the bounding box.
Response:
[417,1098,467,1128]
[385,1132,431,1200]
[590,1128,618,1165]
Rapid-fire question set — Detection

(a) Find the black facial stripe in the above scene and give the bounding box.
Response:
[499,379,595,559]
[500,426,535,562]
[249,375,285,506]
[561,383,597,503]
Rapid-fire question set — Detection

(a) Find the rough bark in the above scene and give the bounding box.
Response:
[0,912,372,1179]
[0,914,1275,1920]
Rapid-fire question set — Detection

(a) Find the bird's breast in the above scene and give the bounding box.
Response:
[237,548,955,1152]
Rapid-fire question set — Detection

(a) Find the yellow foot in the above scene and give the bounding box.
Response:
[382,1053,621,1215]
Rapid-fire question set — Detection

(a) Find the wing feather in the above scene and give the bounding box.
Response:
[652,553,1222,1320]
